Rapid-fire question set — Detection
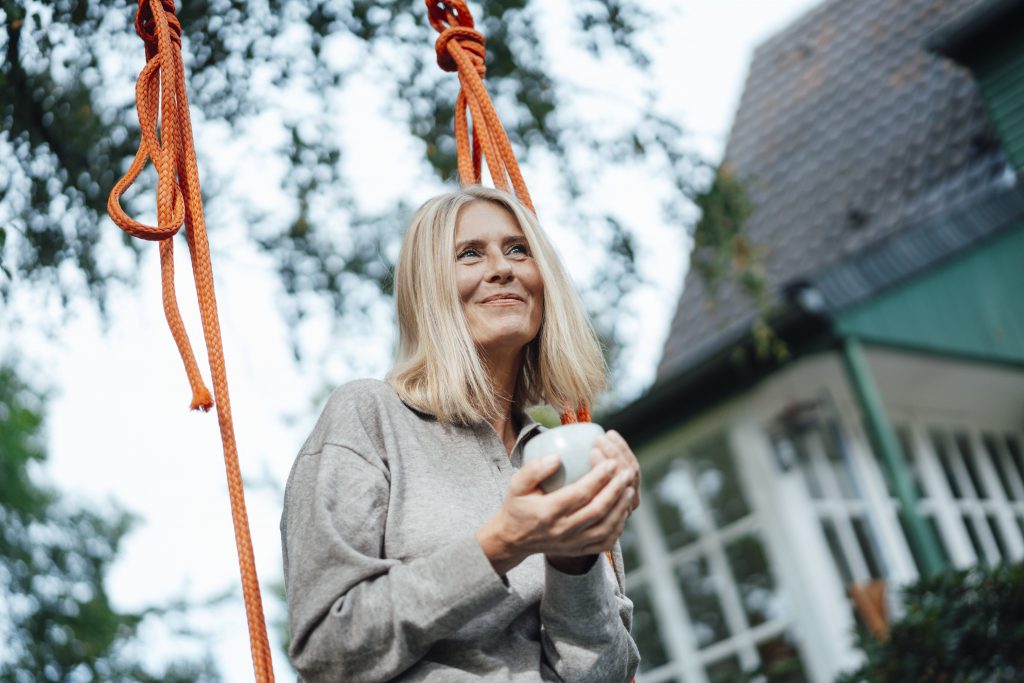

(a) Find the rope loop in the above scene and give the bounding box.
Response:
[108,1,275,681]
[135,0,181,55]
[434,25,486,75]
[426,0,474,34]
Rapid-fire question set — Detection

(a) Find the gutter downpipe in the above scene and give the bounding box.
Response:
[840,336,947,577]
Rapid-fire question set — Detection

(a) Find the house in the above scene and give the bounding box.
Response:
[604,0,1024,681]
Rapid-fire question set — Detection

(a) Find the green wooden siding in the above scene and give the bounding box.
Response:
[836,223,1024,365]
[974,39,1024,170]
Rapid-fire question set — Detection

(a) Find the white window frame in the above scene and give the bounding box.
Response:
[628,398,819,683]
[626,345,1024,683]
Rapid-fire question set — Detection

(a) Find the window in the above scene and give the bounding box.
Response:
[895,421,1024,567]
[770,419,883,587]
[628,431,811,683]
[768,397,892,638]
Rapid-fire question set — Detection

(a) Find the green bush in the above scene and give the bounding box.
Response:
[837,563,1024,683]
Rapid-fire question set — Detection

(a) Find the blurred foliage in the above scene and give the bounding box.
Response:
[0,0,707,381]
[692,166,754,300]
[692,165,785,361]
[687,559,1024,683]
[0,364,222,682]
[836,563,1024,683]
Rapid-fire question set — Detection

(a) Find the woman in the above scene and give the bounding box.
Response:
[281,186,642,682]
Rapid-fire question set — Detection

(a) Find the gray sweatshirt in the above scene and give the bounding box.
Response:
[281,379,640,682]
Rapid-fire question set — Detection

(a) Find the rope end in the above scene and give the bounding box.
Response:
[190,386,214,412]
[559,403,591,425]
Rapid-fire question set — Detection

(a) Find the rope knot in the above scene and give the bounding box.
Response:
[434,26,486,75]
[135,0,181,54]
[422,0,537,222]
[111,2,275,680]
[426,1,485,75]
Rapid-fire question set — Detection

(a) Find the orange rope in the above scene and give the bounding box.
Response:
[426,0,593,427]
[427,0,535,212]
[559,404,592,425]
[107,2,274,681]
[426,5,629,674]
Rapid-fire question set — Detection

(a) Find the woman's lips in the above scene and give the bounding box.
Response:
[481,298,523,305]
[480,294,524,304]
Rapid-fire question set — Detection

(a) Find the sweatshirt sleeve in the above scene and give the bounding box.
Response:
[539,543,641,682]
[281,442,511,683]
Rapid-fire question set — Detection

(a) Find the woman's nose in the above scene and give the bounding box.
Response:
[486,254,514,281]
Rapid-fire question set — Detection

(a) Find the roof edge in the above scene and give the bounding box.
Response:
[804,175,1024,313]
[601,306,833,444]
[619,179,1024,443]
[927,0,1024,63]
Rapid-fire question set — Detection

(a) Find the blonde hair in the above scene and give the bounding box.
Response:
[388,186,606,425]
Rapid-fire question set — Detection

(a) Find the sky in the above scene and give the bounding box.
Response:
[10,1,822,680]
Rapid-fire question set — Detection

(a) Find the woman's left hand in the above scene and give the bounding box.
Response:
[591,430,641,512]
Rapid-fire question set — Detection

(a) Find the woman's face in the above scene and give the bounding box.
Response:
[454,201,544,360]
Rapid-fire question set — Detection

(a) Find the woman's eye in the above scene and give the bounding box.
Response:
[508,244,529,256]
[457,249,479,259]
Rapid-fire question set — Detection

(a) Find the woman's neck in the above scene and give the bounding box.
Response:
[481,348,523,453]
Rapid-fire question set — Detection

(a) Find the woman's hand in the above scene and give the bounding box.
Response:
[592,430,641,512]
[476,454,634,576]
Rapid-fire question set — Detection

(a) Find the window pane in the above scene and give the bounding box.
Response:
[676,555,729,647]
[771,435,800,475]
[820,427,858,499]
[963,514,986,561]
[955,432,986,498]
[630,582,671,672]
[986,514,1008,560]
[757,631,810,683]
[651,458,705,549]
[1005,434,1024,484]
[791,434,824,500]
[925,516,951,564]
[851,516,883,579]
[984,434,1017,501]
[725,534,786,627]
[705,656,742,683]
[822,518,853,584]
[931,431,963,498]
[895,425,925,498]
[689,433,750,527]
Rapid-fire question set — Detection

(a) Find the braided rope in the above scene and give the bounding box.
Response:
[425,9,628,673]
[107,2,274,681]
[427,0,535,212]
[425,0,593,426]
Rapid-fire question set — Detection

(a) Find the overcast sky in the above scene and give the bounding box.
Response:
[11,1,821,680]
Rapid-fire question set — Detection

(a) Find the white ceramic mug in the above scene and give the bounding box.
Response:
[523,422,605,493]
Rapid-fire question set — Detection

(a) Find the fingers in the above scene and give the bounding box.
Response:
[509,454,562,496]
[589,439,608,468]
[559,468,632,536]
[596,431,631,469]
[574,487,634,554]
[546,459,617,514]
[596,430,641,509]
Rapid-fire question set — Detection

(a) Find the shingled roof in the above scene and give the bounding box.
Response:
[656,0,1013,381]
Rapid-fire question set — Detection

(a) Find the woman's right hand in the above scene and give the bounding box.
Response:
[476,453,635,576]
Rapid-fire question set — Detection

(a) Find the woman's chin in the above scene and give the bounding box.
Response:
[477,331,538,357]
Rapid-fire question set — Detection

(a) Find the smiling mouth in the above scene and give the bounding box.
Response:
[480,295,524,304]
[481,299,523,306]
